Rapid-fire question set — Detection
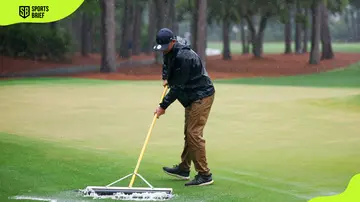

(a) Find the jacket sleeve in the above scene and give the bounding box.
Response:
[162,63,168,80]
[159,56,191,109]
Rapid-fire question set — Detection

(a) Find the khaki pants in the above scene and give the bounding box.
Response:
[179,93,215,175]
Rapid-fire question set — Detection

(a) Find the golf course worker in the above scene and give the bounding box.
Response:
[153,28,216,186]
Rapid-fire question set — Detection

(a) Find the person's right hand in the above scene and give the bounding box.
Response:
[163,80,168,87]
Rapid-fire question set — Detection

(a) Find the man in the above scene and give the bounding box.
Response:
[153,28,215,186]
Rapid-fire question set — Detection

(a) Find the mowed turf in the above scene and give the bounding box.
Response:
[207,42,360,53]
[1,74,360,202]
[216,62,360,88]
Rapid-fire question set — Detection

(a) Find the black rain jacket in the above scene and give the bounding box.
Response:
[159,38,215,109]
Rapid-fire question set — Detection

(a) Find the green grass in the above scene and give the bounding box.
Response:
[1,76,360,201]
[207,41,360,53]
[2,61,360,89]
[215,62,360,88]
[0,77,130,86]
[303,94,360,113]
[0,132,131,201]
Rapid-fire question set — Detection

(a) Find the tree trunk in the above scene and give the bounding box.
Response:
[132,2,144,56]
[100,0,116,72]
[246,14,269,58]
[196,0,207,64]
[246,24,251,54]
[357,10,360,41]
[295,0,302,54]
[163,0,171,28]
[191,0,198,52]
[68,17,77,48]
[240,18,249,54]
[284,6,292,54]
[254,31,264,58]
[344,9,351,42]
[81,12,92,56]
[303,8,309,53]
[145,0,156,55]
[72,13,82,51]
[284,22,292,54]
[347,9,354,41]
[169,0,178,34]
[309,2,321,65]
[249,30,257,56]
[320,1,334,60]
[222,18,231,60]
[154,0,165,64]
[119,0,133,58]
[50,22,57,32]
[351,10,356,42]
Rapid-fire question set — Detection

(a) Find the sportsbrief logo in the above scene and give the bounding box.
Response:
[19,6,49,19]
[1,0,84,26]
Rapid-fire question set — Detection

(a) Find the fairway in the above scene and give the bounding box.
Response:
[207,42,360,53]
[1,79,360,202]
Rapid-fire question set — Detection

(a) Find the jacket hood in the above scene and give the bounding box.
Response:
[171,36,191,55]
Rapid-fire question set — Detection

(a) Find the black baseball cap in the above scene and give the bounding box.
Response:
[153,28,175,51]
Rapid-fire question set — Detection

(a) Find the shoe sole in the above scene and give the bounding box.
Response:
[185,180,214,186]
[163,170,190,180]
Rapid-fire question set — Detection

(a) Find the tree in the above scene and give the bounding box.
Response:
[344,0,359,41]
[235,0,288,58]
[303,8,310,53]
[153,0,165,64]
[50,22,57,32]
[119,0,133,59]
[284,4,293,54]
[190,0,198,53]
[99,0,116,72]
[309,0,321,64]
[320,0,334,59]
[132,1,145,56]
[145,0,156,55]
[81,12,92,56]
[295,0,303,53]
[245,12,272,58]
[290,0,311,54]
[208,0,240,60]
[168,0,178,33]
[240,18,250,54]
[79,0,100,56]
[196,0,207,64]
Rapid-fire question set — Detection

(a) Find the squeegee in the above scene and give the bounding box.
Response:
[80,86,173,201]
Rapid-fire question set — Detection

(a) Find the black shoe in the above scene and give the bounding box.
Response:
[185,173,214,186]
[162,165,190,180]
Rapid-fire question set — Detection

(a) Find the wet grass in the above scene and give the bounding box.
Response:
[1,80,360,202]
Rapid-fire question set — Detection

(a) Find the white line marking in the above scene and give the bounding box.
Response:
[9,196,56,202]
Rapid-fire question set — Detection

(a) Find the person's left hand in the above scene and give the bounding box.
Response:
[162,80,168,87]
[154,106,165,118]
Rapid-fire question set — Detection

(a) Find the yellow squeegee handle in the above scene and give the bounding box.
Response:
[128,85,169,188]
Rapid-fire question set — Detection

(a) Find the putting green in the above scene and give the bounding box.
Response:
[1,82,360,202]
